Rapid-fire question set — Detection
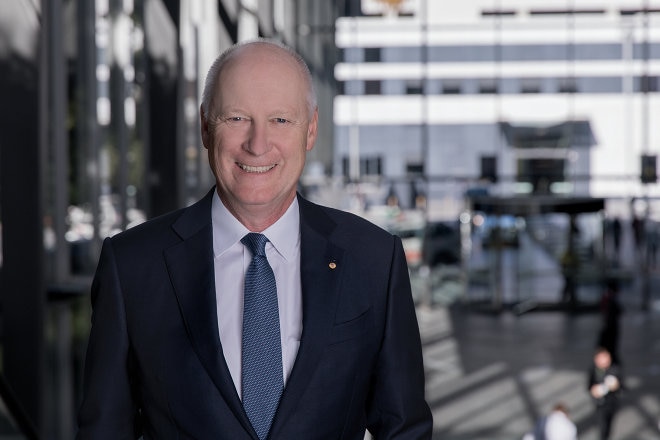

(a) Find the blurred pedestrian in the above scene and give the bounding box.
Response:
[522,402,577,440]
[632,214,644,255]
[560,214,580,311]
[559,215,581,310]
[646,223,658,268]
[560,247,579,310]
[597,279,622,364]
[588,347,622,440]
[611,217,622,261]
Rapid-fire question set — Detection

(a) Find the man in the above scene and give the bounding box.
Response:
[76,39,432,439]
[588,347,622,440]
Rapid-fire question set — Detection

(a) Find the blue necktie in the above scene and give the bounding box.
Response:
[241,233,283,440]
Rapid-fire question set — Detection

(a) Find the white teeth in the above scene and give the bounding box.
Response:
[239,163,275,173]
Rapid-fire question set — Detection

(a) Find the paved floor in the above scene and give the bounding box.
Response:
[419,221,660,440]
[420,303,660,440]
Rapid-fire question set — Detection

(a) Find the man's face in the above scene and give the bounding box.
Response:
[202,45,317,224]
[595,351,611,369]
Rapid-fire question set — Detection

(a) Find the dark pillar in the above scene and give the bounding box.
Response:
[0,3,45,436]
[110,0,130,230]
[144,0,181,217]
[75,0,101,266]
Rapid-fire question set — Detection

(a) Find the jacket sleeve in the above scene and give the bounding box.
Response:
[366,236,433,439]
[76,238,142,439]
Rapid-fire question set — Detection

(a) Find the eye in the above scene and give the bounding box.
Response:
[273,117,289,124]
[226,116,247,123]
[220,115,251,128]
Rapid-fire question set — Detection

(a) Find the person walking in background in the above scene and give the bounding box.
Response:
[560,246,579,310]
[523,402,578,440]
[597,279,622,365]
[646,222,658,268]
[611,216,622,262]
[632,213,645,257]
[560,215,580,310]
[588,347,622,440]
[76,39,432,439]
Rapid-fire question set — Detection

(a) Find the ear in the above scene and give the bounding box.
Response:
[200,106,210,150]
[306,108,318,152]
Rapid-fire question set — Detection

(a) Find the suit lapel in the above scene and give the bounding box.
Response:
[164,189,254,436]
[271,196,345,434]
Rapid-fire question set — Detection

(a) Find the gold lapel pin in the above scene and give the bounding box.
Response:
[328,261,337,270]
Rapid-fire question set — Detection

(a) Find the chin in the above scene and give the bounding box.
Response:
[248,188,297,207]
[237,189,278,205]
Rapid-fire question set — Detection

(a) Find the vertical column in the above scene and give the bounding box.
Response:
[0,0,46,435]
[144,0,180,217]
[76,0,101,264]
[110,0,130,231]
[44,0,73,437]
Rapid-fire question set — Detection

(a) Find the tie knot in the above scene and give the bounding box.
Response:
[241,233,269,257]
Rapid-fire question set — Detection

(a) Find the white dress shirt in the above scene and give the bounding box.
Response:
[544,410,577,440]
[211,192,303,398]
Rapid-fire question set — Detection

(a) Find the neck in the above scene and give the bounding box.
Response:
[218,191,296,232]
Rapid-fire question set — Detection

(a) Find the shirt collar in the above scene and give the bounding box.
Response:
[212,191,300,261]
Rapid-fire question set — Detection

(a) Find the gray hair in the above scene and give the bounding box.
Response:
[200,39,317,120]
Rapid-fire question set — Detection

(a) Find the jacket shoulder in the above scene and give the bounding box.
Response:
[298,196,400,260]
[109,189,213,250]
[299,197,393,238]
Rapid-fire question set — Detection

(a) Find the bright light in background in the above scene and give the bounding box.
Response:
[112,13,132,68]
[238,0,259,42]
[96,64,110,82]
[123,0,134,14]
[97,97,111,125]
[125,96,136,126]
[550,182,574,194]
[514,182,534,194]
[96,0,109,16]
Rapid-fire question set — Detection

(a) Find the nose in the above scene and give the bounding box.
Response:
[243,119,272,156]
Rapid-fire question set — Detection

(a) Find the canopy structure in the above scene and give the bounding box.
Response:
[469,195,605,216]
[499,120,596,149]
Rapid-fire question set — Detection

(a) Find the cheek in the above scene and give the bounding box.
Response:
[206,142,231,178]
[208,135,233,162]
[207,145,219,167]
[285,142,307,168]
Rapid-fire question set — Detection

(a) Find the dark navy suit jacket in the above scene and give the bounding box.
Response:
[76,189,432,439]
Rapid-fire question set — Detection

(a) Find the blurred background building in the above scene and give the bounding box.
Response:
[0,0,659,438]
[333,0,660,216]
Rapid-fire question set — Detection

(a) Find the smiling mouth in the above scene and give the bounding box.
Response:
[237,163,276,173]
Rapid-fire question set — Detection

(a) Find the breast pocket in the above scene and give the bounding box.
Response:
[329,308,372,345]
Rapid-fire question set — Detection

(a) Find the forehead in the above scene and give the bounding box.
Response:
[214,46,308,111]
[596,351,610,360]
[221,45,303,84]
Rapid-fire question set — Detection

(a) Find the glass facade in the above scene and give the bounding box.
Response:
[0,1,338,438]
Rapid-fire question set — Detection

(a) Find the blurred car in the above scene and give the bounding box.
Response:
[422,220,462,267]
[393,216,463,269]
[478,214,524,247]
